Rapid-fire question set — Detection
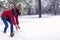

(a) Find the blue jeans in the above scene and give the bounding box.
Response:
[1,18,13,33]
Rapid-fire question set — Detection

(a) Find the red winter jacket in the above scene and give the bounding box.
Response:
[1,9,19,25]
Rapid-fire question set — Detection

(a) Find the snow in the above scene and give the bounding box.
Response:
[0,14,60,40]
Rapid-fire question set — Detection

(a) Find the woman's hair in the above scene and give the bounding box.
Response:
[12,6,21,16]
[12,7,17,16]
[12,3,21,16]
[16,4,21,16]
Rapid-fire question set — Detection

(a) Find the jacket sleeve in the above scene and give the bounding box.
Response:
[11,16,16,25]
[15,16,19,25]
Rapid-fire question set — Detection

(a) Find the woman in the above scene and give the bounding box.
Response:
[1,4,21,37]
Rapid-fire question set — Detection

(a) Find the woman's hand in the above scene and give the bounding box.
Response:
[15,25,18,31]
[15,24,20,31]
[17,24,20,29]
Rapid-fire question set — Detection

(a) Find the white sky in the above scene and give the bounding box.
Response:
[1,0,5,1]
[1,0,7,2]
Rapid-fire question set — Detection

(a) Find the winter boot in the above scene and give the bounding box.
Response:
[10,32,14,37]
[3,31,6,34]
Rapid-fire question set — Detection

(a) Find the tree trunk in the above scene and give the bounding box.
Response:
[39,0,41,18]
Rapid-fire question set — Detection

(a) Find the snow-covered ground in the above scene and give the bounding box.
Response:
[0,14,60,40]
